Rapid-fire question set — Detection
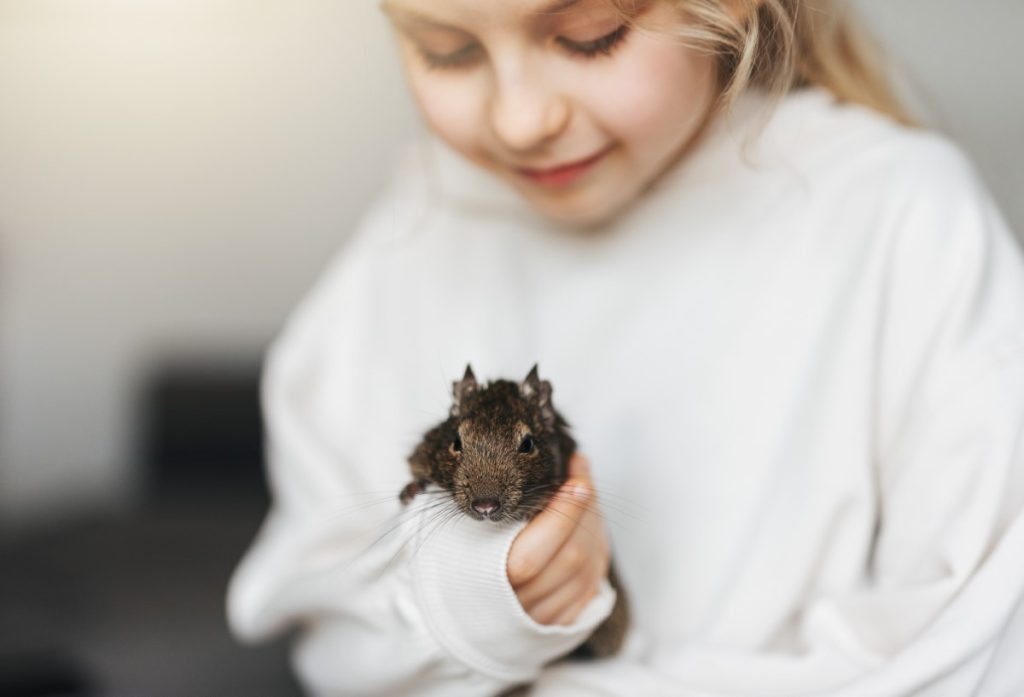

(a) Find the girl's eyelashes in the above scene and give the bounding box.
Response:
[557,24,631,59]
[414,23,632,71]
[418,43,483,70]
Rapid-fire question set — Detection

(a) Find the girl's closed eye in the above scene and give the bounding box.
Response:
[398,22,483,70]
[419,42,483,70]
[552,0,649,59]
[557,23,631,58]
[414,22,633,71]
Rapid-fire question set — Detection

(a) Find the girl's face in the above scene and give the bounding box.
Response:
[383,0,718,227]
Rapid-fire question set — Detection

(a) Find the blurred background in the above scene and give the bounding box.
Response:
[0,0,1021,695]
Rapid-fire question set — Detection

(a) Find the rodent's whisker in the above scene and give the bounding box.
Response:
[314,497,405,522]
[402,503,463,568]
[546,498,637,535]
[561,493,645,523]
[519,481,561,493]
[306,488,453,527]
[379,503,456,573]
[356,504,436,565]
[534,503,610,544]
[517,481,648,520]
[342,495,450,528]
[583,491,649,516]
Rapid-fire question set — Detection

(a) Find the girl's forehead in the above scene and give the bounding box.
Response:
[382,0,618,30]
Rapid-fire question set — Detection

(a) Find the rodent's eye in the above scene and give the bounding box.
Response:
[451,435,462,454]
[518,435,535,454]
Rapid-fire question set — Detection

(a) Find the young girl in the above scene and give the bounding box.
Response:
[227,1,1024,695]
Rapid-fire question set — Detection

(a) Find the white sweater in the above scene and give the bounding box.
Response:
[227,88,1024,696]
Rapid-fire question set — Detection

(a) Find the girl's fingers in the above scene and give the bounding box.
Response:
[515,535,591,607]
[568,453,590,479]
[524,570,591,625]
[551,588,598,626]
[508,479,594,588]
[515,503,607,606]
[508,451,611,627]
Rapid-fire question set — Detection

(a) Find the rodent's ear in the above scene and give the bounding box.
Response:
[521,364,540,397]
[521,364,556,427]
[451,364,478,416]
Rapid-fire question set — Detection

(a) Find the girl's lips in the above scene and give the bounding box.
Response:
[516,147,612,188]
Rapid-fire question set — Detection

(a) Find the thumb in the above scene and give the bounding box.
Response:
[567,452,591,482]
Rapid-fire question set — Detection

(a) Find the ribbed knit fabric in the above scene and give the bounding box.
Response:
[410,507,616,684]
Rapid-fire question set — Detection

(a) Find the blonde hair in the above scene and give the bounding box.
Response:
[620,0,915,126]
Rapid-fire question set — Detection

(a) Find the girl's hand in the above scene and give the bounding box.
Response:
[507,453,610,625]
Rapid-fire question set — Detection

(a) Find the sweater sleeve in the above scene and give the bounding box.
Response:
[225,178,615,696]
[527,137,1024,696]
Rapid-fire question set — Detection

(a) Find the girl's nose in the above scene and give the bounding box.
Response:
[489,71,570,152]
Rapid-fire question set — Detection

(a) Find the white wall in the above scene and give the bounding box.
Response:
[0,1,418,523]
[854,0,1024,229]
[0,1,1021,525]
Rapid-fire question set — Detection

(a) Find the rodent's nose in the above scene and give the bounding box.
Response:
[472,498,501,516]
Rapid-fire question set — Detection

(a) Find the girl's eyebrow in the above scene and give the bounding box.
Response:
[381,0,584,29]
[537,0,583,15]
[380,3,456,31]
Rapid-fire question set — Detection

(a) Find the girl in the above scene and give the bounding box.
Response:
[227,1,1024,695]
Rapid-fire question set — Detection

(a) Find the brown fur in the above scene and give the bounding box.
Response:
[401,364,630,670]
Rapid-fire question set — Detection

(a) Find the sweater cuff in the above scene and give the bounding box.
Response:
[409,505,617,684]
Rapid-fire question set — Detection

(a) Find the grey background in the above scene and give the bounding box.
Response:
[0,0,1021,527]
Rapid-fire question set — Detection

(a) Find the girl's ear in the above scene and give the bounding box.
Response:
[451,364,477,417]
[520,364,556,428]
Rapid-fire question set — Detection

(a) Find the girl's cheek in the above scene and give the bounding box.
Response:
[410,78,486,158]
[603,47,715,150]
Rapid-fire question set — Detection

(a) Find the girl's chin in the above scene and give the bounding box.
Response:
[516,179,633,229]
[529,194,629,230]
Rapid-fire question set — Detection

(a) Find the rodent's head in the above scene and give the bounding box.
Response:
[435,365,572,523]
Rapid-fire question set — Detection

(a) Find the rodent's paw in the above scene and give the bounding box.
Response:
[399,479,427,505]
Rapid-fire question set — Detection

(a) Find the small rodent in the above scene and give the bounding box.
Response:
[400,364,630,662]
